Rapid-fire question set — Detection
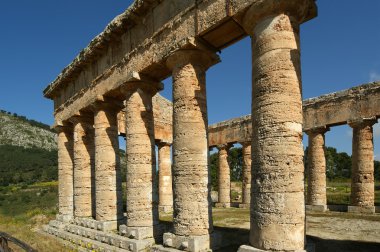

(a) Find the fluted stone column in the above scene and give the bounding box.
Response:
[158,142,173,213]
[56,125,74,221]
[163,49,219,251]
[240,1,314,251]
[305,127,329,212]
[120,81,161,240]
[240,142,251,209]
[71,116,95,218]
[93,101,123,229]
[348,118,377,213]
[216,144,231,208]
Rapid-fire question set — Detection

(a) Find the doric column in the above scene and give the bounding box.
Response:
[240,142,251,208]
[119,80,161,240]
[71,115,95,218]
[56,125,74,221]
[241,1,314,251]
[158,142,173,213]
[163,48,219,251]
[216,144,231,208]
[93,101,123,227]
[305,127,329,212]
[348,118,377,213]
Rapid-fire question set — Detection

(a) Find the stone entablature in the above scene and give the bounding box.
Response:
[208,82,380,146]
[209,115,251,147]
[303,82,380,131]
[43,0,316,127]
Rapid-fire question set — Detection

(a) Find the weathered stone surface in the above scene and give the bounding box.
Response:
[244,0,310,249]
[166,49,216,238]
[45,220,154,252]
[72,217,120,232]
[209,116,251,147]
[123,82,159,230]
[43,0,317,127]
[71,116,95,218]
[349,119,376,212]
[56,125,74,218]
[241,142,251,206]
[304,82,380,131]
[216,144,231,208]
[158,142,173,213]
[152,94,173,143]
[305,127,329,209]
[163,232,210,252]
[118,94,173,144]
[93,102,123,222]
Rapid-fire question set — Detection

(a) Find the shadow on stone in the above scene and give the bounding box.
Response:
[307,235,380,252]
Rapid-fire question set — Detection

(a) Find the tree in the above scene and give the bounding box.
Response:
[228,147,243,181]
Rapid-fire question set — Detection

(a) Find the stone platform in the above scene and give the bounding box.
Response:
[44,219,155,252]
[44,216,249,252]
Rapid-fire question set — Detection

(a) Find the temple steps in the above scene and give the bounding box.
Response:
[45,220,154,252]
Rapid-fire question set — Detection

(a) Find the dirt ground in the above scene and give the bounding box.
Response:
[163,208,380,252]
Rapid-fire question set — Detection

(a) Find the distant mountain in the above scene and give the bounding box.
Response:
[0,110,56,151]
[0,110,57,186]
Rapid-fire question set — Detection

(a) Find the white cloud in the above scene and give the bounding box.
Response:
[369,71,380,82]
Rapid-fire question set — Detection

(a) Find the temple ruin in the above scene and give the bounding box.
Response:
[41,0,379,251]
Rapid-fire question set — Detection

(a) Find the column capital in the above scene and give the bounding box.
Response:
[242,0,316,35]
[166,48,219,72]
[90,96,124,113]
[240,141,251,148]
[216,143,232,151]
[304,126,330,135]
[120,78,164,97]
[348,117,377,128]
[53,124,72,133]
[68,114,94,130]
[156,140,172,148]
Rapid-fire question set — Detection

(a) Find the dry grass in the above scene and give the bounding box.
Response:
[0,214,68,251]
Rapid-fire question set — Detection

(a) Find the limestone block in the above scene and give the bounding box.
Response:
[243,3,308,250]
[241,142,251,205]
[163,232,210,252]
[158,143,173,212]
[217,144,231,207]
[124,82,159,229]
[306,127,329,207]
[93,103,123,222]
[166,49,218,237]
[71,116,95,218]
[349,119,376,208]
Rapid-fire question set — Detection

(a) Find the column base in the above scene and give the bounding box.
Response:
[348,206,375,214]
[72,217,123,232]
[306,204,327,212]
[119,224,165,241]
[163,232,210,252]
[237,244,313,252]
[56,214,73,223]
[215,202,231,208]
[159,205,174,213]
[238,203,250,209]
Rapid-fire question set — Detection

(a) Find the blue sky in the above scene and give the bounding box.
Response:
[0,1,379,157]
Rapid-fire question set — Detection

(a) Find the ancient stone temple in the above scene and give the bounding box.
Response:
[41,0,328,251]
[209,82,380,216]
